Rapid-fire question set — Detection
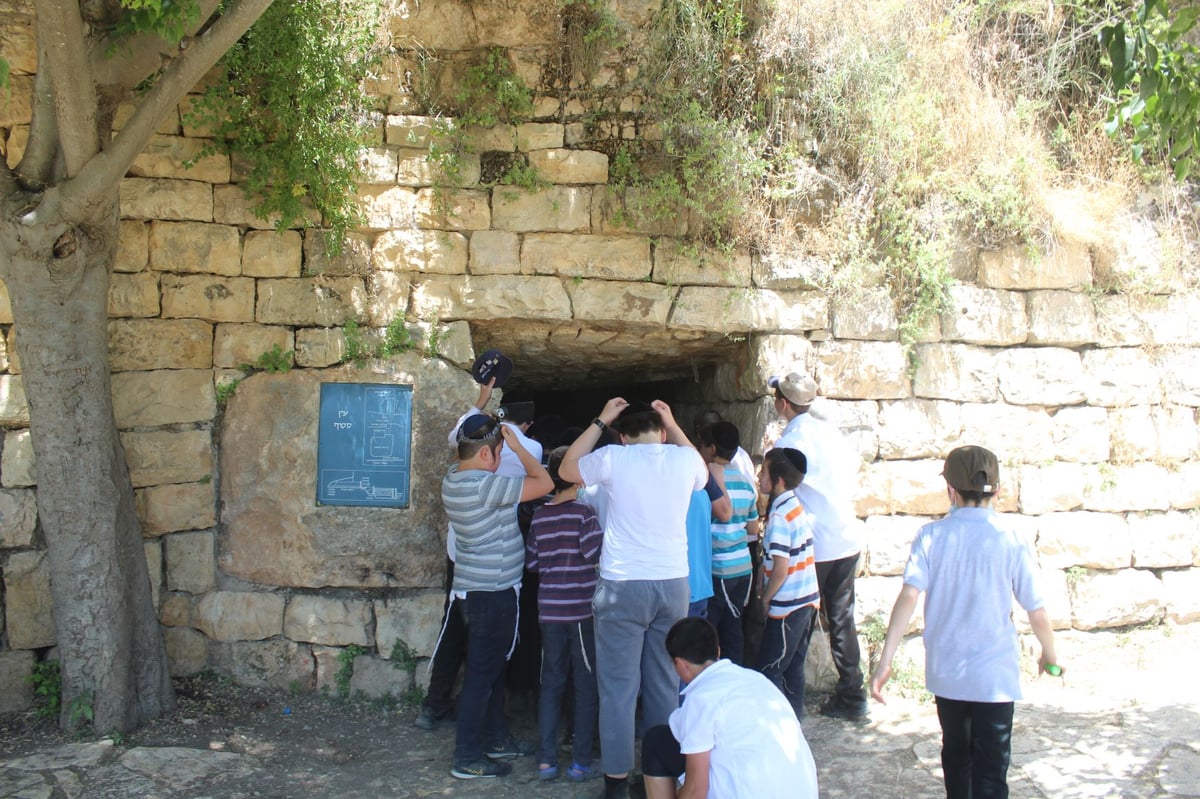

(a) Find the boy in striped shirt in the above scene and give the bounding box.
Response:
[756,447,821,720]
[526,446,604,783]
[698,421,759,665]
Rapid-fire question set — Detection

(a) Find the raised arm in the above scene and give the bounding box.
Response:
[500,425,553,502]
[651,399,694,449]
[560,397,627,484]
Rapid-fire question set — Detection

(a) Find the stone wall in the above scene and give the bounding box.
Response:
[2,0,1200,707]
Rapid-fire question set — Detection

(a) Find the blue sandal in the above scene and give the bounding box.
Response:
[566,763,602,782]
[538,763,559,781]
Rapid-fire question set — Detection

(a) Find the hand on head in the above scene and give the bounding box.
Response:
[600,397,629,425]
[650,399,676,427]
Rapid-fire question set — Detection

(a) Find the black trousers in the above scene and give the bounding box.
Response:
[935,697,1014,799]
[424,558,468,715]
[815,553,866,703]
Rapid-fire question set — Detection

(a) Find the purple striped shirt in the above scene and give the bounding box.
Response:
[525,499,602,623]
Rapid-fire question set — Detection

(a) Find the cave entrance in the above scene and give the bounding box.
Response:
[467,320,770,453]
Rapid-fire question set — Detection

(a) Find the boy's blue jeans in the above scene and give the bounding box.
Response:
[453,588,517,766]
[756,604,816,720]
[537,619,598,767]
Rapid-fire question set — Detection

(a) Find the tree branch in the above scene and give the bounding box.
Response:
[64,0,276,210]
[17,62,65,190]
[89,0,223,93]
[34,0,99,176]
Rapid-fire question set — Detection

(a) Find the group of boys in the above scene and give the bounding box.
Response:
[429,367,1060,799]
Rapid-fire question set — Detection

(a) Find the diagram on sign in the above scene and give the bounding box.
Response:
[317,383,413,508]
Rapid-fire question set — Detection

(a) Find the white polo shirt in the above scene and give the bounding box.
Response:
[775,411,860,562]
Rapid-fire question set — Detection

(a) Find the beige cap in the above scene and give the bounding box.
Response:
[768,372,817,405]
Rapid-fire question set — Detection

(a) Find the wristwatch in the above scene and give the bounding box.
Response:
[591,417,607,431]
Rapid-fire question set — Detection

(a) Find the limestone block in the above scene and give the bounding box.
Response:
[284,595,374,646]
[516,123,565,151]
[1158,348,1200,406]
[112,370,216,427]
[1094,294,1151,347]
[109,272,161,318]
[415,188,491,231]
[817,400,880,463]
[959,403,1055,463]
[219,362,468,589]
[1129,511,1196,568]
[312,646,341,693]
[1082,462,1173,513]
[469,230,520,275]
[145,539,162,611]
[113,101,181,134]
[357,146,399,183]
[0,75,32,126]
[461,124,517,152]
[108,319,214,371]
[863,515,924,576]
[374,229,468,274]
[0,650,35,713]
[366,271,411,327]
[255,277,367,327]
[1016,462,1086,515]
[1110,405,1199,462]
[753,251,836,291]
[115,221,149,273]
[1051,406,1111,463]
[911,343,998,402]
[1069,569,1161,630]
[242,230,303,278]
[877,399,962,460]
[3,550,55,649]
[0,334,7,372]
[939,284,1028,345]
[997,348,1087,406]
[1170,462,1200,511]
[122,429,213,488]
[568,279,674,326]
[375,593,446,659]
[209,639,315,691]
[524,233,650,281]
[3,331,17,376]
[194,591,286,642]
[493,186,591,233]
[164,530,216,593]
[591,187,689,237]
[1036,511,1130,569]
[424,320,474,367]
[160,592,192,627]
[129,135,231,183]
[410,274,571,322]
[1162,569,1200,623]
[213,324,294,369]
[0,279,11,323]
[814,340,910,400]
[1082,348,1162,407]
[526,148,608,183]
[295,327,347,368]
[163,627,209,677]
[148,221,241,276]
[831,288,899,341]
[671,287,827,334]
[3,126,27,169]
[213,185,318,229]
[351,654,413,698]
[652,241,751,288]
[302,230,374,277]
[396,148,481,188]
[2,430,35,488]
[350,183,417,226]
[384,115,438,148]
[136,481,216,536]
[1026,290,1097,346]
[1142,294,1200,345]
[854,575,923,633]
[120,178,212,222]
[0,488,37,547]
[0,14,36,74]
[857,459,949,517]
[978,241,1091,289]
[1038,568,1074,630]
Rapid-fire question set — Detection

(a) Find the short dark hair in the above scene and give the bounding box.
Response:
[699,421,739,461]
[546,446,574,492]
[694,409,722,435]
[764,447,806,489]
[665,616,719,666]
[614,401,662,438]
[456,415,501,459]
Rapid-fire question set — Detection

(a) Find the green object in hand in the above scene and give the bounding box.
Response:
[1045,664,1062,676]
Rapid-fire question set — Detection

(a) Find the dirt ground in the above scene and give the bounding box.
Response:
[2,624,1199,798]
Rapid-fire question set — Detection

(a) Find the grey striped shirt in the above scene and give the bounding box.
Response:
[442,465,525,592]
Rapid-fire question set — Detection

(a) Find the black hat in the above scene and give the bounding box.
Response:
[497,401,535,424]
[472,349,513,388]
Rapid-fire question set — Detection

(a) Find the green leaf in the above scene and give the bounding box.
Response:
[1167,8,1199,37]
[1108,28,1129,91]
[1168,136,1192,159]
[1173,153,1192,181]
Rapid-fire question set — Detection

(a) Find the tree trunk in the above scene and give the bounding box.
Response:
[1,192,175,733]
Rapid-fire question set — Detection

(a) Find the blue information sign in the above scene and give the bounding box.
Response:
[317,382,413,508]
